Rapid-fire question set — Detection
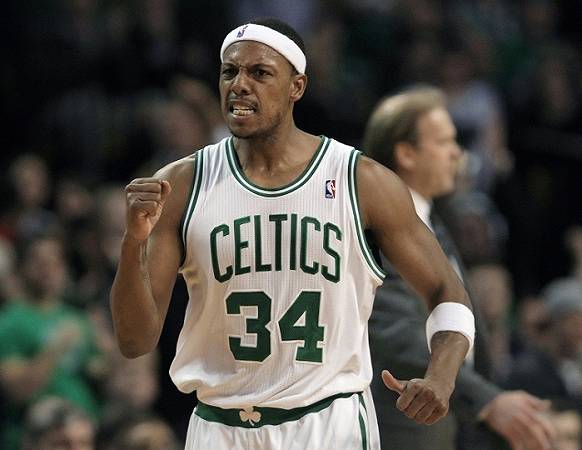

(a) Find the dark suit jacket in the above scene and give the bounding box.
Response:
[505,348,582,414]
[369,251,508,450]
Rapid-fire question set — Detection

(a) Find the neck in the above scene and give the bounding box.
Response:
[234,123,318,171]
[232,124,321,188]
[235,118,298,155]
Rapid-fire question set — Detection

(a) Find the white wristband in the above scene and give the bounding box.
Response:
[426,302,475,353]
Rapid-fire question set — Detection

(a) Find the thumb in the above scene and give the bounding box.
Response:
[160,180,172,202]
[382,369,405,394]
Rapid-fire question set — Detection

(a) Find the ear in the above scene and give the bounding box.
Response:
[394,141,418,171]
[289,73,307,103]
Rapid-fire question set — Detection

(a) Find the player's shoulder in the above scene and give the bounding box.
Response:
[322,136,402,188]
[154,153,198,185]
[355,154,413,227]
[151,148,208,221]
[154,138,228,198]
[322,136,354,156]
[355,153,402,188]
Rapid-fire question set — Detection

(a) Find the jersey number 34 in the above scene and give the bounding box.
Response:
[226,291,324,363]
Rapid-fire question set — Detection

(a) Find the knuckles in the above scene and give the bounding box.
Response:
[398,383,448,423]
[125,179,163,193]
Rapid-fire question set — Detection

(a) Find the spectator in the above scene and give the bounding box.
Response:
[21,396,95,450]
[171,75,229,143]
[506,277,582,413]
[101,351,160,425]
[136,93,213,174]
[514,295,552,355]
[1,154,59,244]
[0,236,22,304]
[446,191,508,267]
[102,414,180,450]
[467,263,513,382]
[364,86,554,450]
[439,44,513,192]
[0,236,103,449]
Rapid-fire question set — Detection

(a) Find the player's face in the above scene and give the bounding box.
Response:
[219,41,303,139]
[412,107,461,198]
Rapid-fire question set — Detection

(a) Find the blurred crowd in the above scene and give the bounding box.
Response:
[1,0,582,449]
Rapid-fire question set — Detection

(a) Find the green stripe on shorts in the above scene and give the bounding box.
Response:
[195,392,357,428]
[357,393,368,450]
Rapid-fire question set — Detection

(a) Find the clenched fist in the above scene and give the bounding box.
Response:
[125,178,172,241]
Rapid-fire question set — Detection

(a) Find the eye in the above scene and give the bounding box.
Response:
[255,68,270,77]
[221,67,236,78]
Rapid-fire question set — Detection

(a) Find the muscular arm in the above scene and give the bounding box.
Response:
[359,158,470,312]
[110,156,195,358]
[358,155,471,422]
[361,157,555,445]
[370,273,500,418]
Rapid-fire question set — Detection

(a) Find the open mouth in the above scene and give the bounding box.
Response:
[230,105,256,117]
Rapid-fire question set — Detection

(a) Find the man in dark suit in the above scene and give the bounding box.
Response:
[506,278,582,414]
[364,87,555,450]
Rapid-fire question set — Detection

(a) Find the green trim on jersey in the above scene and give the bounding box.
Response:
[195,392,357,428]
[226,136,331,197]
[180,149,205,266]
[347,150,387,280]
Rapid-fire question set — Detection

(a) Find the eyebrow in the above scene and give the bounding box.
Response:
[221,61,277,69]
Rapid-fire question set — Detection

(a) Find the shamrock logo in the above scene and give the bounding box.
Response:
[239,407,262,426]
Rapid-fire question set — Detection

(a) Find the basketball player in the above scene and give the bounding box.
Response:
[111,18,475,449]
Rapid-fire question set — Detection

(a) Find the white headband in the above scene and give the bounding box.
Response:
[220,23,306,74]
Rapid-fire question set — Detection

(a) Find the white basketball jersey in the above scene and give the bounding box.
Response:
[170,136,386,409]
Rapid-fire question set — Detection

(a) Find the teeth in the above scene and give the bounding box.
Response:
[232,107,254,116]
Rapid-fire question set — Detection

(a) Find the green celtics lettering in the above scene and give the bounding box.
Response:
[210,214,342,283]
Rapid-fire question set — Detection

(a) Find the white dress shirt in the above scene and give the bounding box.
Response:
[409,189,433,231]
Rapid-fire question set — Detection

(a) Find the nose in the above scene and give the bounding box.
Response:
[231,69,250,96]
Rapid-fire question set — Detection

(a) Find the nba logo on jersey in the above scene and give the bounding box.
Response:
[237,25,249,37]
[325,179,336,199]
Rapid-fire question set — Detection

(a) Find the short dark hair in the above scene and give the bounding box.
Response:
[248,17,306,56]
[363,87,445,171]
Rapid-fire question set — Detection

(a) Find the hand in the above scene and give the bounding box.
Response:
[125,178,172,241]
[382,369,452,425]
[479,391,555,450]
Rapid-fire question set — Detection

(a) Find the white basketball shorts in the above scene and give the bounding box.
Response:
[184,389,380,450]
